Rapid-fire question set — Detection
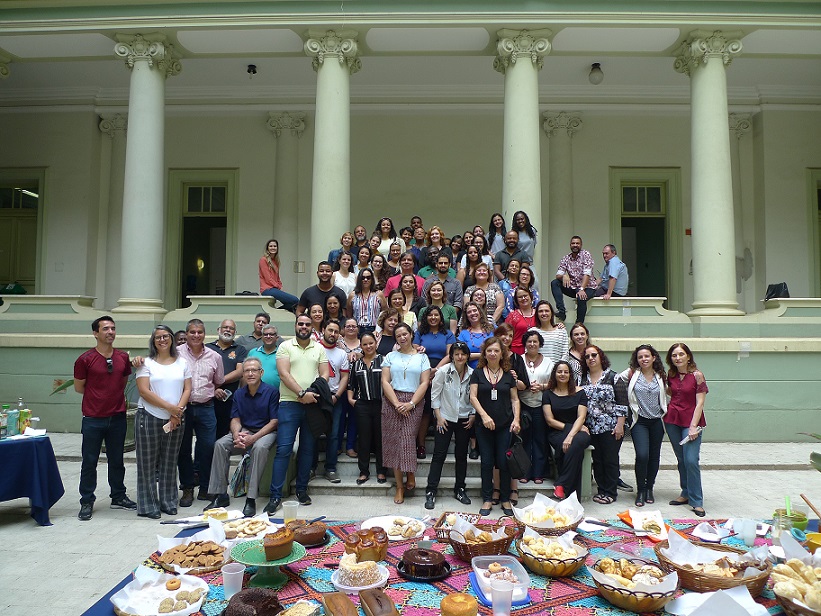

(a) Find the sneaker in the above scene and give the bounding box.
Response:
[553,485,566,500]
[296,491,312,506]
[110,495,137,510]
[454,488,471,505]
[323,470,341,484]
[424,492,436,510]
[308,469,316,482]
[264,497,282,514]
[78,502,93,521]
[179,488,194,508]
[204,493,230,511]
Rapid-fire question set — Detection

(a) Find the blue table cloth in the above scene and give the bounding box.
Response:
[0,435,65,525]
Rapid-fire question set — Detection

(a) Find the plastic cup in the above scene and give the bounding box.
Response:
[221,563,246,599]
[772,514,793,545]
[738,518,756,547]
[282,500,299,524]
[490,578,514,616]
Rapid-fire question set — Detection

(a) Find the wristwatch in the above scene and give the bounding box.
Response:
[298,389,307,398]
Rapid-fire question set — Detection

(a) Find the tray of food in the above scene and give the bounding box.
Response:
[361,516,424,541]
[110,567,207,616]
[590,557,678,613]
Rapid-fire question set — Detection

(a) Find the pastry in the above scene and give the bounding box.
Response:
[279,601,321,616]
[165,578,181,590]
[359,588,399,616]
[225,517,270,539]
[322,592,358,616]
[343,527,388,561]
[400,548,448,578]
[287,519,328,546]
[337,553,382,587]
[159,540,225,569]
[520,535,578,560]
[482,563,519,584]
[203,507,230,521]
[263,527,295,561]
[226,588,284,616]
[440,593,478,616]
[158,598,175,613]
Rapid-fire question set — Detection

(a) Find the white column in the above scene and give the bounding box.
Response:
[543,112,583,272]
[267,111,306,292]
[304,30,360,270]
[729,113,753,307]
[675,30,744,316]
[494,29,551,275]
[98,114,127,309]
[113,34,180,314]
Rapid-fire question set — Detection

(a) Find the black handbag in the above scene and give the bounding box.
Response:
[763,282,789,301]
[505,433,531,479]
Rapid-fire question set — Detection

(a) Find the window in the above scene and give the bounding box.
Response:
[185,185,227,214]
[622,185,664,214]
[0,184,39,210]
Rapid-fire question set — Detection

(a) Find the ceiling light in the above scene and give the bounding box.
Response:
[588,62,604,85]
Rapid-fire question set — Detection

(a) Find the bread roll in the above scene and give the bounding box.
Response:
[440,593,478,616]
[322,592,357,616]
[358,588,399,616]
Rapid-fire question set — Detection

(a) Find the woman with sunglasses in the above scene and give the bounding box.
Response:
[135,325,191,519]
[581,344,628,505]
[347,268,381,335]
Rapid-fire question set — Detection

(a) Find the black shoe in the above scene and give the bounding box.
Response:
[468,448,479,460]
[645,488,655,504]
[78,502,93,521]
[692,507,706,517]
[204,493,230,511]
[501,503,514,516]
[296,491,312,506]
[454,488,471,505]
[425,492,436,510]
[264,497,282,514]
[138,511,161,520]
[197,489,212,501]
[617,479,633,492]
[161,507,177,516]
[242,498,256,518]
[556,311,567,322]
[634,490,646,507]
[179,488,194,508]
[110,495,137,510]
[669,498,689,506]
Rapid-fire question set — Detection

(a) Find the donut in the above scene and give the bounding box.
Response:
[165,577,181,590]
[487,562,503,574]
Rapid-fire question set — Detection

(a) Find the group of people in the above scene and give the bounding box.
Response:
[72,212,706,522]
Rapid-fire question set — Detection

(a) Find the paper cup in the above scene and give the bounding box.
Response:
[490,578,514,616]
[282,501,300,524]
[221,562,246,599]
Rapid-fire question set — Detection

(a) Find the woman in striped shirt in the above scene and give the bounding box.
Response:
[347,332,387,485]
[347,268,381,335]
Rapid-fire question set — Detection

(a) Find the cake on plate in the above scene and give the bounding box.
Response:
[399,548,448,578]
[343,527,388,562]
[337,553,382,587]
[226,588,283,616]
[263,527,295,561]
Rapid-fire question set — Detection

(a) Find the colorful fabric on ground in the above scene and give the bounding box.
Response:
[142,517,787,615]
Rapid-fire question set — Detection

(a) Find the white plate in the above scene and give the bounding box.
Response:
[110,574,208,616]
[172,509,245,525]
[331,564,390,594]
[361,515,424,541]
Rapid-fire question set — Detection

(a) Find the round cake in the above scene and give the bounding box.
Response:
[226,588,284,616]
[338,552,382,588]
[400,548,447,578]
[286,519,328,545]
[343,527,388,561]
[263,527,294,561]
[440,593,478,616]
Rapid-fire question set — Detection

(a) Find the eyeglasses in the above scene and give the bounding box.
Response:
[243,368,261,374]
[584,352,599,359]
[262,333,278,337]
[154,334,171,341]
[105,357,113,374]
[361,275,373,280]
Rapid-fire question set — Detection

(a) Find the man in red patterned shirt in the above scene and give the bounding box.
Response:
[550,235,597,323]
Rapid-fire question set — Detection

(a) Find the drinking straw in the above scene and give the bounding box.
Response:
[785,496,792,516]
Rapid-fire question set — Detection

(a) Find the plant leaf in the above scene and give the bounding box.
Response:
[50,379,75,396]
[811,452,821,473]
[799,432,821,441]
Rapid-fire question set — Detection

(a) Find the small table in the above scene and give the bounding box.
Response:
[0,435,65,525]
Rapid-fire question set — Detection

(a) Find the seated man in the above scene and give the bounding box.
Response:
[594,244,629,299]
[550,235,597,323]
[204,357,279,517]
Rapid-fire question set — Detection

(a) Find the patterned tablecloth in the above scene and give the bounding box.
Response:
[141,517,788,616]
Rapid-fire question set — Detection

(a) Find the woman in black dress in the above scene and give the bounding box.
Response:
[469,337,521,516]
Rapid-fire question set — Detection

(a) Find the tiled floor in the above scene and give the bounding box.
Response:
[1,434,818,614]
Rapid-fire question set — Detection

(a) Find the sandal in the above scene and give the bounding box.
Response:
[592,494,616,505]
[491,489,501,506]
[404,482,416,493]
[394,489,404,504]
[509,489,519,506]
[533,478,544,485]
[519,478,529,484]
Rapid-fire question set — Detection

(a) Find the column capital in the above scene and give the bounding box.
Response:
[543,111,583,138]
[493,29,552,74]
[674,30,742,76]
[304,29,361,75]
[99,113,128,138]
[267,112,306,138]
[728,113,752,139]
[114,33,182,78]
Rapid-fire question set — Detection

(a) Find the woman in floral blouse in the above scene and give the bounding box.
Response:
[581,344,628,504]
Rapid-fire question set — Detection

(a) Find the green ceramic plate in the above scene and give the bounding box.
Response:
[231,539,307,567]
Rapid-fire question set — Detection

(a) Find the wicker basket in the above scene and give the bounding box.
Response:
[653,540,771,597]
[592,559,678,613]
[448,521,520,563]
[433,511,481,543]
[512,515,582,537]
[514,538,587,577]
[775,593,821,616]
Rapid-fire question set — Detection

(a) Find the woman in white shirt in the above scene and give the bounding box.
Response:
[135,325,191,519]
[332,251,357,297]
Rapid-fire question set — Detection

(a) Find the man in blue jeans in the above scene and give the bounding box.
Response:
[312,318,349,483]
[264,314,329,514]
[73,316,136,520]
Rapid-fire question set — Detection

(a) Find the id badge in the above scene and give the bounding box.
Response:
[491,389,498,401]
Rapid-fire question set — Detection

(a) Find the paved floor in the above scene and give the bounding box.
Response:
[1,433,819,615]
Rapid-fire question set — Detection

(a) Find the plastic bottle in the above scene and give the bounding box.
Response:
[0,404,8,439]
[17,397,24,411]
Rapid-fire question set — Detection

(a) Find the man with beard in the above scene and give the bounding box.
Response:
[551,235,597,323]
[206,319,247,439]
[264,314,329,513]
[296,261,348,316]
[236,312,271,354]
[351,224,369,259]
[422,252,463,314]
[493,230,532,281]
[73,316,135,520]
[313,319,349,483]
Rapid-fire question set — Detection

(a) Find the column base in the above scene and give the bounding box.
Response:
[112,297,167,318]
[687,301,745,317]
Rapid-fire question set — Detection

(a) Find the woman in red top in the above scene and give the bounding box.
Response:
[258,239,299,313]
[664,342,708,517]
[505,287,537,355]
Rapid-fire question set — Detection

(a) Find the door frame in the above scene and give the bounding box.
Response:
[0,168,46,295]
[608,167,683,312]
[165,169,238,310]
[807,168,821,297]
